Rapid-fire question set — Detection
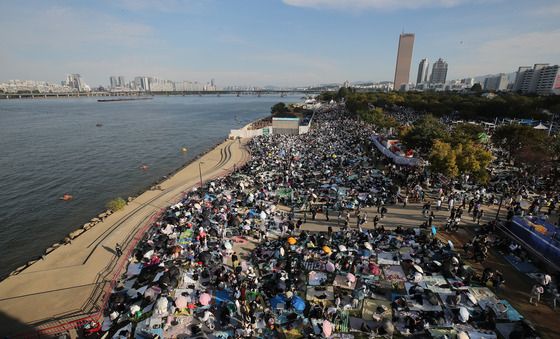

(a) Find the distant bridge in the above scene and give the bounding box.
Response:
[0,89,323,100]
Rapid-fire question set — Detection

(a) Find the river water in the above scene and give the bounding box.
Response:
[0,95,300,277]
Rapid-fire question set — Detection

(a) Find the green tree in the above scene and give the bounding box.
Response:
[492,124,554,174]
[106,197,127,212]
[271,102,288,115]
[402,115,450,155]
[451,123,485,145]
[429,140,458,178]
[471,83,482,92]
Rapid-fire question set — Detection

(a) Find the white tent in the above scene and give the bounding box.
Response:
[534,123,548,130]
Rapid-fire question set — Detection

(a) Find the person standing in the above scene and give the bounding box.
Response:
[403,195,408,208]
[115,243,123,257]
[477,209,484,225]
[529,284,544,306]
[428,212,434,228]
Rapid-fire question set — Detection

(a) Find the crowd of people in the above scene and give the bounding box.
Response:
[85,105,558,338]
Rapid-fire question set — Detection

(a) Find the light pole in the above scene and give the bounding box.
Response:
[198,161,204,188]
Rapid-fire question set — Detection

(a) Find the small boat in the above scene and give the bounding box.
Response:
[181,147,188,153]
[96,123,103,127]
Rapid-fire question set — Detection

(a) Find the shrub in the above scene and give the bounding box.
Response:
[106,197,126,212]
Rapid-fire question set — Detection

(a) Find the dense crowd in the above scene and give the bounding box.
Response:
[84,105,557,339]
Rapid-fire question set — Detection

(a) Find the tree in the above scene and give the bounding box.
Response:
[492,124,554,174]
[471,83,482,92]
[106,197,127,212]
[429,140,458,178]
[451,123,485,145]
[335,87,349,101]
[271,102,288,115]
[402,115,450,155]
[359,108,398,129]
[454,141,493,183]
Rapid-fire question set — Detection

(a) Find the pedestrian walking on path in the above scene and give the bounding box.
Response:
[115,243,123,257]
[529,284,544,306]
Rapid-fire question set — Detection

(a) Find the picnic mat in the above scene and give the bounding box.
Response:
[306,285,334,305]
[377,251,400,265]
[308,271,328,286]
[361,298,392,321]
[383,265,406,281]
[333,275,357,290]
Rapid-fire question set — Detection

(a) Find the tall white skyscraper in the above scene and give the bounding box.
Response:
[417,58,429,84]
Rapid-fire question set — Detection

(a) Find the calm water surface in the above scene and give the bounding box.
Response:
[0,95,299,277]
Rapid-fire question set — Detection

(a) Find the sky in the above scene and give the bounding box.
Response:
[0,0,559,87]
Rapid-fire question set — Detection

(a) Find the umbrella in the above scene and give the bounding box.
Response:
[322,246,332,254]
[287,237,297,245]
[364,242,373,251]
[199,293,211,306]
[346,273,356,283]
[412,264,424,274]
[459,307,469,322]
[326,261,335,272]
[338,244,347,252]
[291,296,306,312]
[520,201,530,210]
[175,295,188,309]
[322,320,333,337]
[224,241,233,250]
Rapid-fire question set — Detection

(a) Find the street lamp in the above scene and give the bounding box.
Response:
[198,161,204,188]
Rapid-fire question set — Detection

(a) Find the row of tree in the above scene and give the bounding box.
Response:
[321,89,560,121]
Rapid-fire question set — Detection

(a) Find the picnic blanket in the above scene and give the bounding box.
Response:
[306,285,334,305]
[361,298,392,321]
[377,251,400,265]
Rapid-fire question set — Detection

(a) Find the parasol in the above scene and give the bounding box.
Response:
[199,293,211,306]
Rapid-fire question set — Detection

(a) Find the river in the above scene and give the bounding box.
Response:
[0,95,300,277]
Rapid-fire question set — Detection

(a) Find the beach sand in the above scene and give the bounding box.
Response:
[0,138,250,336]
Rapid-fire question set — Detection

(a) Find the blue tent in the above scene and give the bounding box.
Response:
[270,294,286,309]
[291,296,306,312]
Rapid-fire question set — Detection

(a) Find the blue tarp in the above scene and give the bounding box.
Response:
[508,216,560,270]
[291,296,306,312]
[270,294,286,309]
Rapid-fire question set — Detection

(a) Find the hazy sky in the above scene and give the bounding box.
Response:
[0,0,559,87]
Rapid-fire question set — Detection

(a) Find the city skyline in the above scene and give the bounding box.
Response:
[0,0,559,87]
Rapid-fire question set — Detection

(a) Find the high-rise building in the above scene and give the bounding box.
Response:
[430,58,448,84]
[118,76,126,88]
[513,66,532,92]
[417,58,429,85]
[66,74,90,92]
[513,63,559,95]
[393,33,415,91]
[484,73,508,91]
[110,76,118,88]
[536,65,560,95]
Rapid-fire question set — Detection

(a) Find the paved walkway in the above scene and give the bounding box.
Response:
[0,139,249,336]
